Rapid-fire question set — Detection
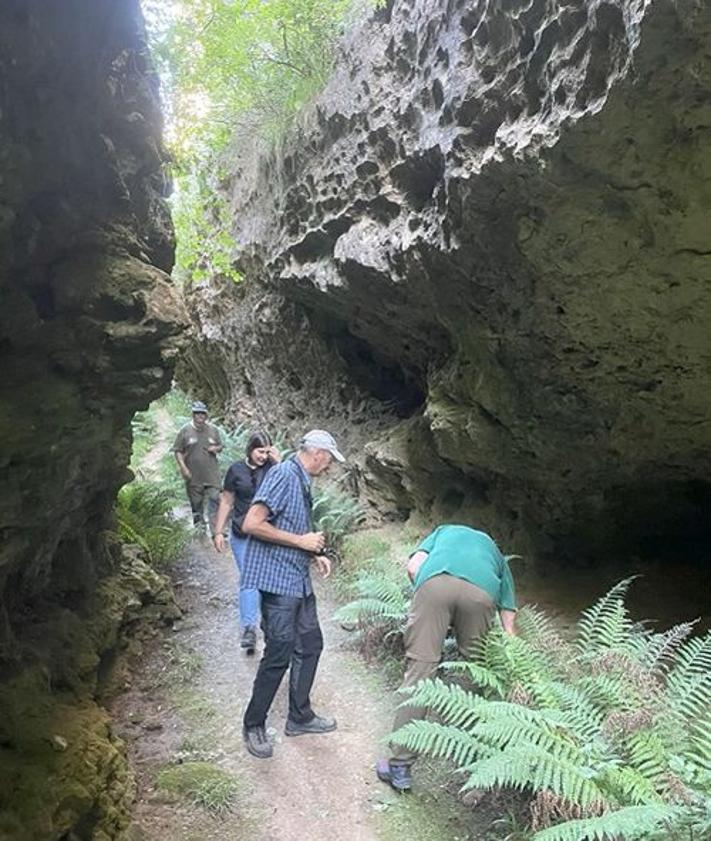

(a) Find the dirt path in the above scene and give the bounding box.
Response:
[138,407,175,480]
[113,539,406,841]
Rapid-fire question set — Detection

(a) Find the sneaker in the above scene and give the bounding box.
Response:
[284,714,337,737]
[243,724,273,759]
[376,758,412,792]
[240,626,257,654]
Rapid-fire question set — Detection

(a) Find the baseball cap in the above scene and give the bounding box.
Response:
[300,429,345,463]
[191,400,208,414]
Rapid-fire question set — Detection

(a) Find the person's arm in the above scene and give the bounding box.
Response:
[213,490,235,552]
[242,503,325,553]
[174,451,191,480]
[498,553,517,635]
[172,430,191,479]
[499,609,516,635]
[406,550,429,582]
[405,527,440,582]
[268,445,282,463]
[206,426,224,455]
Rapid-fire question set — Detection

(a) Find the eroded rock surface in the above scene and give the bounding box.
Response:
[188,0,711,556]
[0,1,184,837]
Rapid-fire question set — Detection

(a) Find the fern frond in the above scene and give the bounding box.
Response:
[332,573,409,625]
[440,660,505,697]
[532,804,680,841]
[577,577,637,655]
[602,765,665,805]
[636,621,697,674]
[397,678,486,728]
[389,720,488,767]
[463,745,608,808]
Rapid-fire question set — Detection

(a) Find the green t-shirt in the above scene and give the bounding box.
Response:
[172,422,222,486]
[413,525,516,611]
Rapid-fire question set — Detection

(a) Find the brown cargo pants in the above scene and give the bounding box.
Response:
[186,482,220,534]
[390,573,495,764]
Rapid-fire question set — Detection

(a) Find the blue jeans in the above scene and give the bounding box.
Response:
[230,532,260,630]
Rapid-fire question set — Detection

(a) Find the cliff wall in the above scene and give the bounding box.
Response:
[0,2,184,836]
[185,0,711,556]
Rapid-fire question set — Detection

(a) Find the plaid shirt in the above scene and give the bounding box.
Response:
[241,456,314,597]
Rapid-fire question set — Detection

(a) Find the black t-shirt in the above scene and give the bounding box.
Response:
[223,460,274,537]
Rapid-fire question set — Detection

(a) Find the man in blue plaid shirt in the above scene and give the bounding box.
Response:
[240,429,346,759]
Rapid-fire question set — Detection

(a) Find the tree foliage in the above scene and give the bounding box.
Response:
[144,0,379,279]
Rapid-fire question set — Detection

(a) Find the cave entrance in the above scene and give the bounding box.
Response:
[312,313,426,417]
[527,479,711,631]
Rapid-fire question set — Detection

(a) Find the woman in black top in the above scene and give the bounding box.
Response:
[213,432,280,653]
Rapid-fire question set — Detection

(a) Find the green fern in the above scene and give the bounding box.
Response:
[387,579,710,840]
[333,574,409,626]
[114,481,190,567]
[532,804,681,841]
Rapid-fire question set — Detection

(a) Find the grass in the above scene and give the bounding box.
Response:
[155,761,241,816]
[170,688,218,726]
[159,641,205,687]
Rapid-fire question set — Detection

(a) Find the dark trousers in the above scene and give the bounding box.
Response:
[243,591,324,729]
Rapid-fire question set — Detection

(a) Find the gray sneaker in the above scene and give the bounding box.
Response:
[243,725,273,759]
[376,758,412,792]
[285,714,337,737]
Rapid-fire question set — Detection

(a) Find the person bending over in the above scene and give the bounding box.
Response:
[377,524,517,792]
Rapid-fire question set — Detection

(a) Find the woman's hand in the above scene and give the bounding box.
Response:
[268,446,282,463]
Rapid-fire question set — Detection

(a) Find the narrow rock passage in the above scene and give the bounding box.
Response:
[114,539,399,840]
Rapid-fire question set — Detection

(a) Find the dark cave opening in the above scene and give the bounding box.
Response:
[335,328,425,416]
[309,311,426,417]
[540,478,711,629]
[603,478,711,559]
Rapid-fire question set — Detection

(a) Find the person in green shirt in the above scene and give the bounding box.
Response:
[377,524,517,793]
[172,401,223,534]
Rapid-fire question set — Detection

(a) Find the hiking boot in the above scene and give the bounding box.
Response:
[376,758,412,792]
[243,725,273,759]
[240,626,257,654]
[284,714,337,737]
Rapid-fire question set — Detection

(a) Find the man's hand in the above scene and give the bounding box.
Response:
[313,554,331,578]
[180,467,192,481]
[299,531,326,553]
[206,444,221,454]
[213,533,227,553]
[500,609,517,636]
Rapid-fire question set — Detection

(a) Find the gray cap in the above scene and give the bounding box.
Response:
[300,429,345,462]
[191,400,208,414]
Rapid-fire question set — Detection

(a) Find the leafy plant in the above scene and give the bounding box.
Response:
[390,579,711,840]
[115,481,190,566]
[311,481,365,548]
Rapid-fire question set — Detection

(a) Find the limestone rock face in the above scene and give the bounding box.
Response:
[0,1,184,836]
[192,0,711,554]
